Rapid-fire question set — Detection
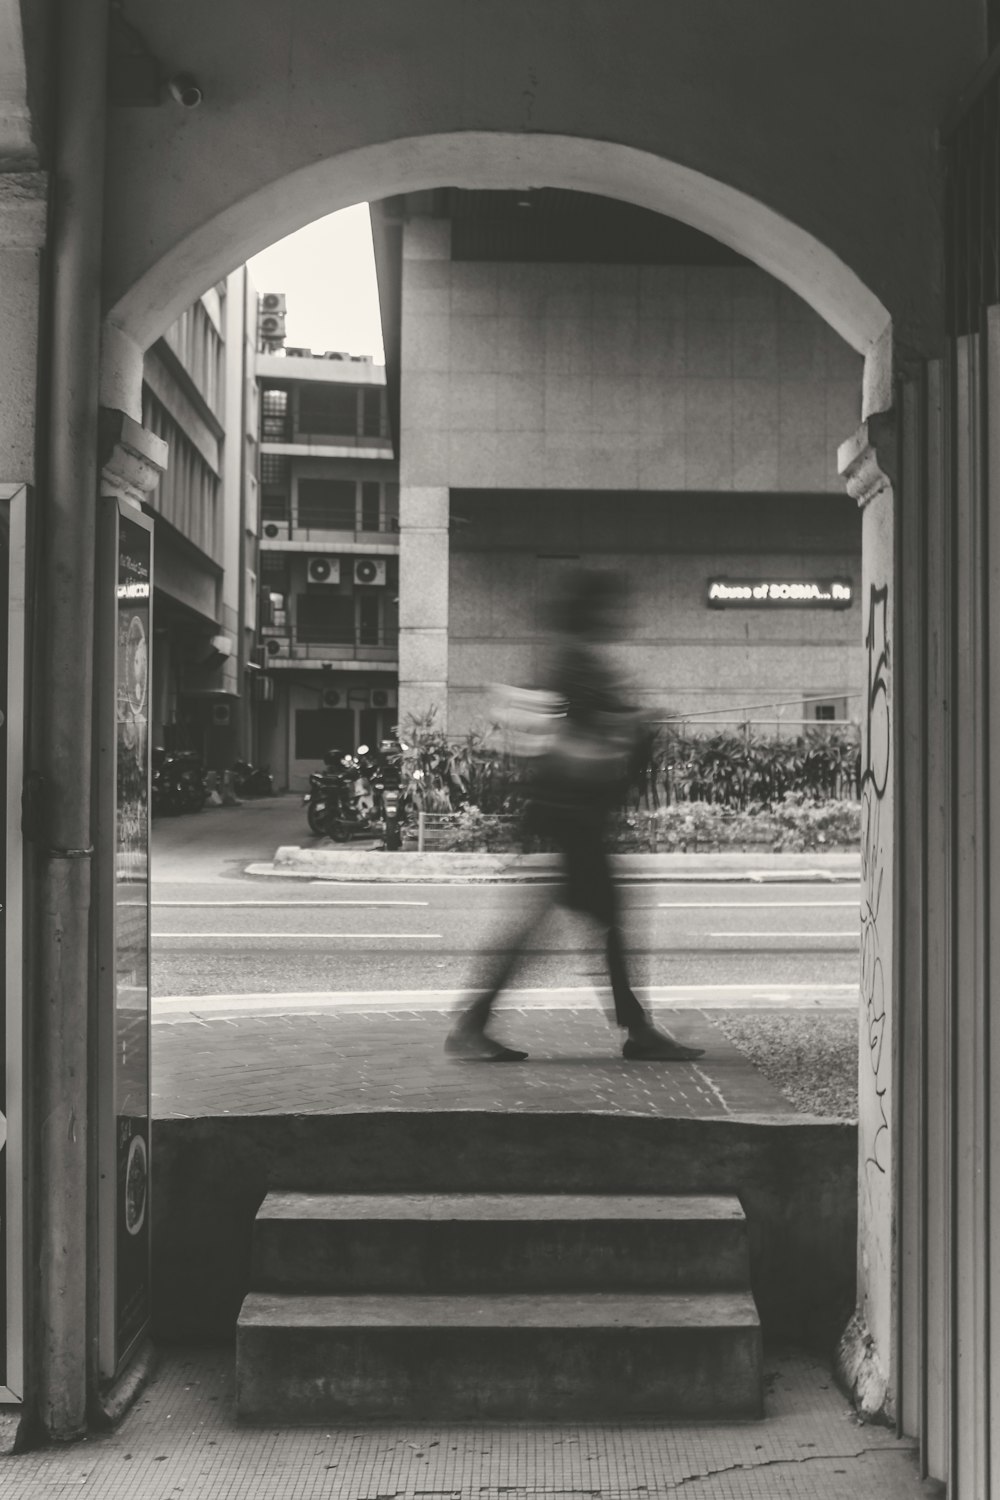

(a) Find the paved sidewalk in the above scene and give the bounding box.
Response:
[153,1002,794,1119]
[0,1346,938,1499]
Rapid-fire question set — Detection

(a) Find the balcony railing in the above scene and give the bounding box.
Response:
[261,498,399,538]
[260,625,398,664]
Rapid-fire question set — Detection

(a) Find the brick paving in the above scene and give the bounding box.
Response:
[152,1003,794,1119]
[0,1346,938,1499]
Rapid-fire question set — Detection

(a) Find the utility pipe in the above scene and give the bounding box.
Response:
[36,0,109,1440]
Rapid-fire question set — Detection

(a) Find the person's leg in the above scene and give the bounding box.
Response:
[445,804,554,1061]
[563,808,704,1059]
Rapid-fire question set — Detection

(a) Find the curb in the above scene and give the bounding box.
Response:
[246,853,860,886]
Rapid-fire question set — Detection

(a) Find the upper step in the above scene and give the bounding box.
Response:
[249,1191,751,1294]
[237,1288,763,1422]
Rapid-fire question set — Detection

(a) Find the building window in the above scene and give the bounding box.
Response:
[297,384,359,437]
[361,481,381,531]
[808,698,847,723]
[297,478,356,529]
[296,593,354,644]
[362,388,384,438]
[295,708,354,760]
[260,386,290,441]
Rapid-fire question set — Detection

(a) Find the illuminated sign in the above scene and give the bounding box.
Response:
[707,578,853,609]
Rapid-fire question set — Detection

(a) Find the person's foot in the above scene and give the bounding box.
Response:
[445,1022,528,1062]
[622,1025,704,1061]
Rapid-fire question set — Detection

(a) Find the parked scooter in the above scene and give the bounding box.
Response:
[303,748,361,839]
[151,747,207,816]
[303,743,404,844]
[231,759,274,797]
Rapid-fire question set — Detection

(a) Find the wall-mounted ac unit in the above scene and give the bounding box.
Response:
[321,687,344,709]
[264,637,290,660]
[211,702,232,726]
[354,558,386,586]
[259,312,286,341]
[262,521,283,540]
[261,292,287,313]
[370,687,397,710]
[307,556,340,585]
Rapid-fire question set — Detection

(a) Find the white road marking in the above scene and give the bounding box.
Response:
[657,900,857,909]
[153,932,441,940]
[152,899,429,907]
[709,930,859,939]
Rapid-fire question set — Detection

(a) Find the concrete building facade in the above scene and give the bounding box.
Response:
[255,350,400,789]
[140,270,259,768]
[377,195,864,734]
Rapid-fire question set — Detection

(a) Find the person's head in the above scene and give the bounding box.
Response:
[556,569,629,640]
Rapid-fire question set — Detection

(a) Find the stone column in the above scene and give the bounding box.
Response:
[837,412,896,1420]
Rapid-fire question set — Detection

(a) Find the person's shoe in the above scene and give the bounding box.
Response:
[445,1023,528,1062]
[622,1027,704,1061]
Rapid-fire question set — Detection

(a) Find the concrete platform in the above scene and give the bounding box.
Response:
[236,1290,764,1423]
[250,1191,752,1293]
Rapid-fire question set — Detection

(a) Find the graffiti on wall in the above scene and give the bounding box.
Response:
[860,582,890,1175]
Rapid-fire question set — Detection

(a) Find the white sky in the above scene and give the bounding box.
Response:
[247,203,385,364]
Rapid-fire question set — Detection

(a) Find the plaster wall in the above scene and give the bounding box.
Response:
[447,547,862,732]
[400,224,862,492]
[98,0,982,363]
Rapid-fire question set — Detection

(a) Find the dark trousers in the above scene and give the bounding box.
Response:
[465,800,647,1032]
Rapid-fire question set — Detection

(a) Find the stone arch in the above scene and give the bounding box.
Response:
[103,131,890,411]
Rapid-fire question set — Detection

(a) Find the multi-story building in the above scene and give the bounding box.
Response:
[255,347,400,789]
[372,189,865,737]
[140,269,259,768]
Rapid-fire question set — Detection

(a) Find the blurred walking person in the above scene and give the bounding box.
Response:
[446,569,705,1064]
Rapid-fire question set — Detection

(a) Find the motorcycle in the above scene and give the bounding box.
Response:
[231,758,274,797]
[303,743,405,845]
[151,747,207,816]
[303,748,367,840]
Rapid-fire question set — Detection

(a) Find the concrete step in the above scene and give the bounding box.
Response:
[236,1289,764,1422]
[250,1191,752,1294]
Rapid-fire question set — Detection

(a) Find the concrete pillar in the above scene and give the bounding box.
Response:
[398,487,450,727]
[837,412,897,1420]
[397,218,453,731]
[0,172,47,483]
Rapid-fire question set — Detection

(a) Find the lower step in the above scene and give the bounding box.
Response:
[236,1290,763,1422]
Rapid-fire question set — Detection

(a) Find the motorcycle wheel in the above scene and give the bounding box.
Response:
[384,822,402,851]
[307,802,328,835]
[328,819,354,843]
[182,784,207,813]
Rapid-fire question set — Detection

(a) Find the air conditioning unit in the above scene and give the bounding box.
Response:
[262,521,283,540]
[259,312,286,340]
[370,687,398,710]
[307,556,340,586]
[264,637,290,660]
[261,292,286,313]
[321,687,344,709]
[211,702,232,727]
[354,558,386,586]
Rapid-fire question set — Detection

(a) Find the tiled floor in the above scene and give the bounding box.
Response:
[0,1347,939,1499]
[153,1004,793,1119]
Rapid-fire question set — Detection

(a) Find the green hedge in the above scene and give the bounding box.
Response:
[396,709,861,817]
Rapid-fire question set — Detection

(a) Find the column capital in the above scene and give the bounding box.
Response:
[838,410,896,510]
[98,410,167,505]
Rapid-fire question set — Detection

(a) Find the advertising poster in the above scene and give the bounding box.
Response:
[112,510,152,1368]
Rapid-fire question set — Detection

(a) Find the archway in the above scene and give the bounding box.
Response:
[101,132,890,413]
[100,129,895,1429]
